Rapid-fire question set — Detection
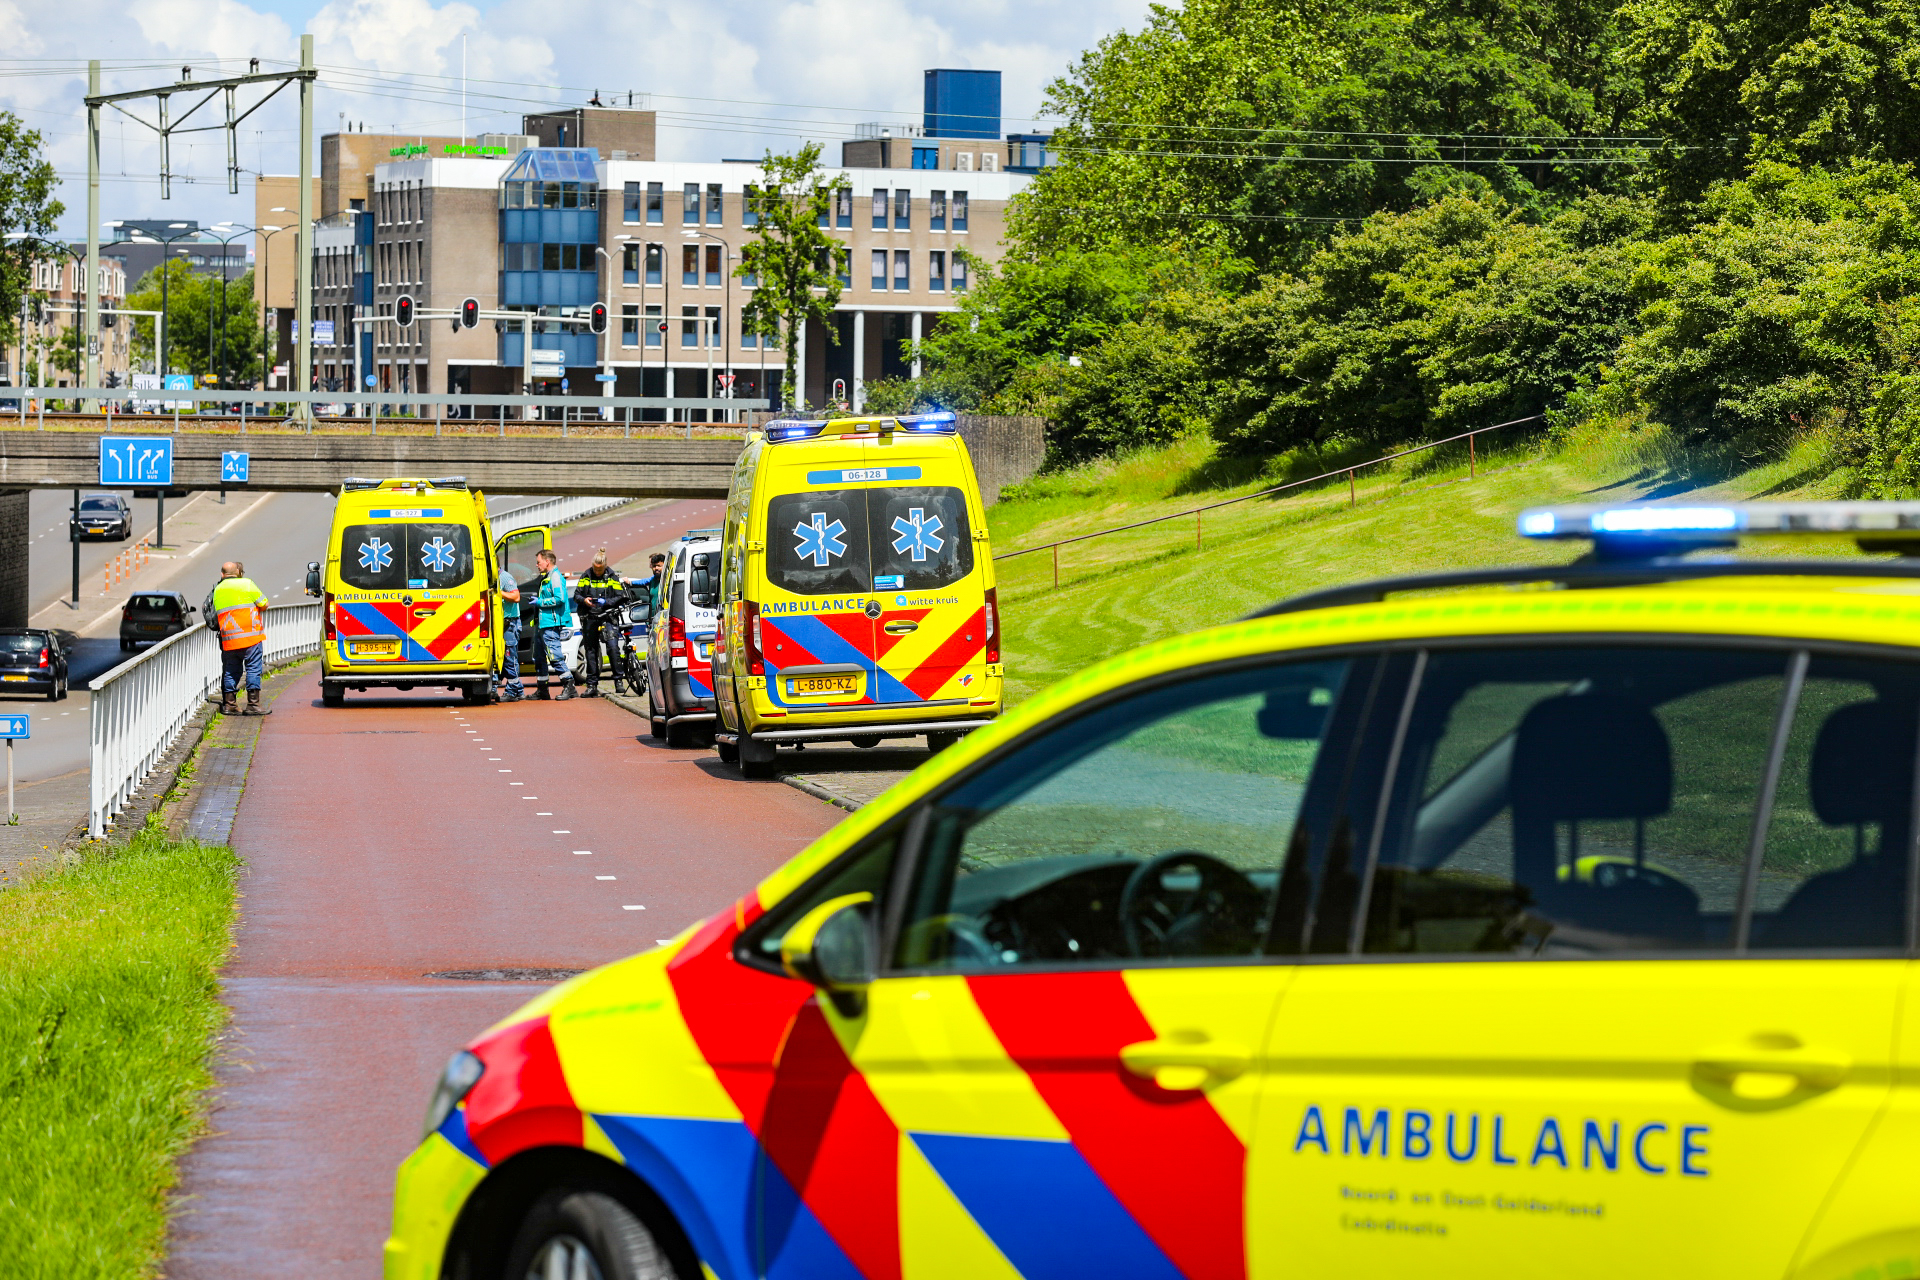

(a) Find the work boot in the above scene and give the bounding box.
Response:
[535,684,551,701]
[556,679,577,702]
[612,679,626,695]
[220,694,240,716]
[500,686,524,703]
[583,683,600,698]
[244,688,272,716]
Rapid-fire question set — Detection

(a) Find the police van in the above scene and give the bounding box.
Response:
[646,529,722,747]
[712,412,1002,776]
[308,477,549,706]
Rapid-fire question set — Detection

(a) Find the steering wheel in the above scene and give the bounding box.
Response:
[1120,851,1266,959]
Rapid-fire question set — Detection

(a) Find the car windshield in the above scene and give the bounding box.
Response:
[131,595,178,612]
[81,498,118,511]
[766,486,973,596]
[0,635,45,652]
[337,523,474,591]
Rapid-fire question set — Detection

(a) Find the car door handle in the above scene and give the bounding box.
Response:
[1692,1035,1850,1102]
[1120,1032,1252,1091]
[883,621,918,634]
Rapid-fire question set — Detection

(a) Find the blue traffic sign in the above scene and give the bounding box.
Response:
[365,374,377,388]
[163,373,194,392]
[100,436,174,486]
[0,715,30,740]
[221,451,251,484]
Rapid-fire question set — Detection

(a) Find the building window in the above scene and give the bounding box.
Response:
[646,303,662,347]
[681,245,699,286]
[894,249,910,291]
[835,188,853,229]
[622,304,639,347]
[743,185,760,228]
[894,189,911,230]
[704,244,722,287]
[912,145,938,170]
[836,247,851,288]
[953,191,969,232]
[683,183,700,226]
[872,190,888,231]
[624,181,641,224]
[706,305,721,348]
[707,184,723,226]
[681,305,699,348]
[953,254,968,292]
[931,190,947,232]
[623,243,640,285]
[647,182,663,224]
[871,249,887,291]
[929,250,946,292]
[645,243,663,285]
[741,310,757,349]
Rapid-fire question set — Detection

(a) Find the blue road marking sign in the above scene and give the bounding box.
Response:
[0,715,30,740]
[100,436,174,486]
[221,451,251,483]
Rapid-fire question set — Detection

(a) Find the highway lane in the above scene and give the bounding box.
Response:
[166,687,842,1276]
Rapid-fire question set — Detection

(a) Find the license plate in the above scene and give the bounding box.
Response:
[789,675,857,696]
[349,641,399,657]
[141,624,166,632]
[1,675,25,683]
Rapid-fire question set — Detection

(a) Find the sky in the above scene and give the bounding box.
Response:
[0,0,1152,247]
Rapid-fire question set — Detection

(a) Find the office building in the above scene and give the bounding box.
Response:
[9,255,129,387]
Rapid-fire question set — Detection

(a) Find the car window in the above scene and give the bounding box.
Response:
[744,829,900,968]
[1352,645,1913,957]
[81,498,119,511]
[870,486,972,592]
[894,660,1358,970]
[338,522,473,592]
[132,595,176,612]
[497,530,545,606]
[767,490,872,597]
[0,635,42,653]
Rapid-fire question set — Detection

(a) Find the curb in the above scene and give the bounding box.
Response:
[595,688,865,811]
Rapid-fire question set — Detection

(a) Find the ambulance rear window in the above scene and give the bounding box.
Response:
[339,523,474,591]
[766,486,972,596]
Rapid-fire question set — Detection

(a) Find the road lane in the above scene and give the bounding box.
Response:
[167,687,841,1277]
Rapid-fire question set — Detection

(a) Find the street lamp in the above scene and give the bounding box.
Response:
[682,228,733,422]
[596,234,636,421]
[207,222,259,390]
[127,222,194,378]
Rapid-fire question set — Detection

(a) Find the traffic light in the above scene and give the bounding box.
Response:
[589,302,608,335]
[460,297,479,329]
[101,309,115,328]
[395,294,414,327]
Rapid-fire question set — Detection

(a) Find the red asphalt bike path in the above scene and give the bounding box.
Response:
[544,497,726,573]
[166,679,839,1274]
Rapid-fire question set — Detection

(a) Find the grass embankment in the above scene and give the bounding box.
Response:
[984,424,1845,706]
[0,829,239,1277]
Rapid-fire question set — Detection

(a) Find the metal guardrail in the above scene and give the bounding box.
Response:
[493,495,633,537]
[993,415,1545,586]
[88,601,320,839]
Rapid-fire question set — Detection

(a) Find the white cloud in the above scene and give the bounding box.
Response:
[4,0,1151,233]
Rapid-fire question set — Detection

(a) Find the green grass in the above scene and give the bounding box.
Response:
[0,828,239,1277]
[984,422,1850,706]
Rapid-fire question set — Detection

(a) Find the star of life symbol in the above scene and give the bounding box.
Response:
[890,508,945,562]
[793,512,848,567]
[357,537,393,574]
[420,537,457,573]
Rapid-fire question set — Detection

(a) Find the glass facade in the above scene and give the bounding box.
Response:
[498,148,602,368]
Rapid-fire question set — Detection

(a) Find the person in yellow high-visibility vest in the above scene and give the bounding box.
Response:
[209,561,272,716]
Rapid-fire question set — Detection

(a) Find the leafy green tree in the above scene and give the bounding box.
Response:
[126,261,263,384]
[0,112,63,350]
[738,144,850,409]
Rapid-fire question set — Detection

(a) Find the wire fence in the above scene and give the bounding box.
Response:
[993,415,1544,587]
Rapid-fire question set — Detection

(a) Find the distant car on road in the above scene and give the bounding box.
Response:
[119,591,196,651]
[74,493,133,540]
[0,629,67,700]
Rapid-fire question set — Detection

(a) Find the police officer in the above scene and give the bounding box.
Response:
[571,549,628,697]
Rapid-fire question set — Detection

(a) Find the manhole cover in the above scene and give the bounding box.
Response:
[427,968,585,982]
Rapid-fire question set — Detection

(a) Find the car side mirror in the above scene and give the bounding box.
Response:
[305,561,323,597]
[779,893,875,1015]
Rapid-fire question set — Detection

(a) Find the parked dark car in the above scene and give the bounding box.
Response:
[75,493,133,540]
[0,629,68,700]
[120,591,195,651]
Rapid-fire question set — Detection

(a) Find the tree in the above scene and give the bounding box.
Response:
[126,260,263,383]
[738,144,849,409]
[0,113,63,351]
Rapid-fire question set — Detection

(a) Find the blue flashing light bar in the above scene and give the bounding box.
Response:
[764,419,827,442]
[1518,502,1920,545]
[898,411,958,433]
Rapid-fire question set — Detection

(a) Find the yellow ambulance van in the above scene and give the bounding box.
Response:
[713,412,1002,776]
[307,477,549,707]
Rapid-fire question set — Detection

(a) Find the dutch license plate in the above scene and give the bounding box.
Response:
[789,675,856,696]
[1,675,25,683]
[141,624,166,632]
[349,641,399,657]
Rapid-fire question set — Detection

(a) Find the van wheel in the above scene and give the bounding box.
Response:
[927,731,961,753]
[741,757,776,779]
[849,735,881,749]
[503,1189,673,1280]
[648,715,665,740]
[322,686,345,708]
[665,720,693,749]
[738,733,778,779]
[716,741,739,764]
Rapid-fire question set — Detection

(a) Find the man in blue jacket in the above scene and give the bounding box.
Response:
[532,547,576,701]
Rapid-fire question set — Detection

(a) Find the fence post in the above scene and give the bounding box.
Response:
[1196,511,1202,551]
[1469,433,1476,478]
[1052,543,1059,589]
[1349,470,1356,506]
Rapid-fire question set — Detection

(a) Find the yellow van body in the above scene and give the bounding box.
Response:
[318,477,550,706]
[715,414,1002,770]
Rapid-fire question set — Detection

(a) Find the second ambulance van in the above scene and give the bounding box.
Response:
[713,412,1002,776]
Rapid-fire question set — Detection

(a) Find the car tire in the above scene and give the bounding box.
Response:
[321,685,345,708]
[738,733,778,779]
[927,731,961,753]
[502,1189,673,1280]
[665,719,693,749]
[120,638,133,652]
[56,676,67,702]
[648,716,665,740]
[716,740,739,764]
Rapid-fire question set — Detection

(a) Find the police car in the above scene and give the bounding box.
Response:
[385,502,1920,1280]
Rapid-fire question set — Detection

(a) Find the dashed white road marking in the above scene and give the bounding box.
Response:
[596,875,615,880]
[573,850,592,856]
[623,905,646,911]
[552,829,571,833]
[497,769,512,772]
[536,811,553,815]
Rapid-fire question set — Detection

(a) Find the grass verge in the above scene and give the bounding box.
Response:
[984,422,1848,706]
[0,827,238,1277]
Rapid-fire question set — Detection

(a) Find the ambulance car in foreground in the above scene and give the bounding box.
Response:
[387,501,1920,1280]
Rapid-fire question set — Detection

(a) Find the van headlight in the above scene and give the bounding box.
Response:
[422,1049,485,1140]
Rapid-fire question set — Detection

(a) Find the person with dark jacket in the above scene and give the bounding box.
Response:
[571,549,629,697]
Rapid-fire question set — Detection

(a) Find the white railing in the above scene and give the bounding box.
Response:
[493,495,632,537]
[87,601,322,839]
